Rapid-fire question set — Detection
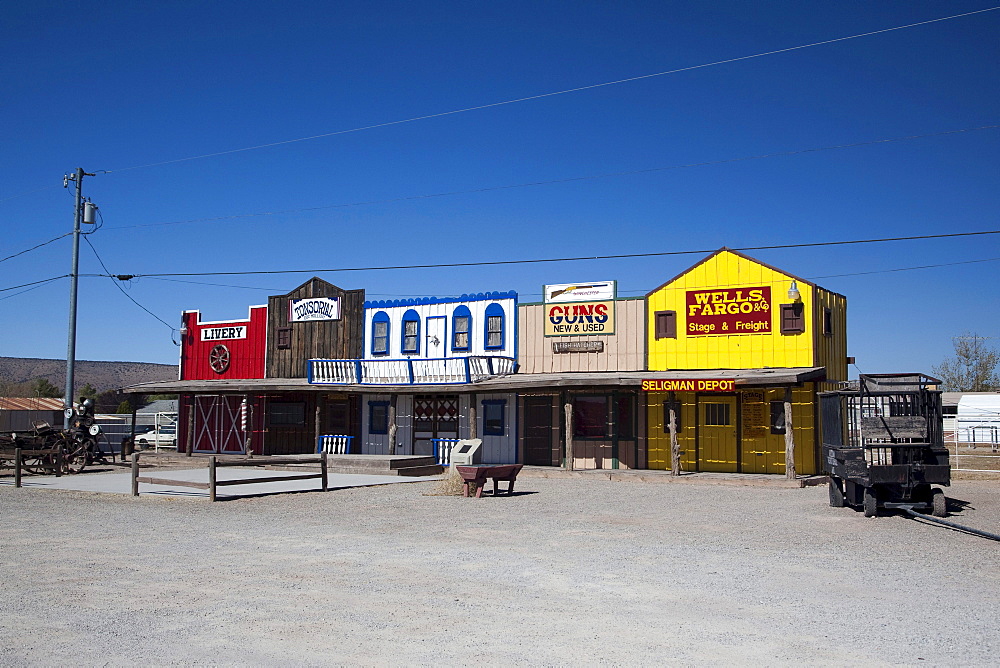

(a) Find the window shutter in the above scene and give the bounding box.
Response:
[780,303,805,334]
[654,311,677,339]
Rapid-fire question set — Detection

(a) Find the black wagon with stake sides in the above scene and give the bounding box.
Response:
[822,374,950,518]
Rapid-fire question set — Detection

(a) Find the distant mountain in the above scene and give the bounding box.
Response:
[0,357,178,394]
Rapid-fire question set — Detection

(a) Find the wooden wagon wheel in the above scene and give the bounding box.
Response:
[209,344,231,374]
[62,435,91,474]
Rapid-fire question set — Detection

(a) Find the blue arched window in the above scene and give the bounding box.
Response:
[401,309,420,354]
[452,305,472,352]
[371,311,390,356]
[484,303,505,350]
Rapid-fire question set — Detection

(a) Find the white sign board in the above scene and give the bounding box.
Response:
[201,326,247,342]
[289,297,341,322]
[543,281,616,303]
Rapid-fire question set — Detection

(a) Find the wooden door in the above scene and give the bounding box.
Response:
[425,316,446,358]
[698,396,737,472]
[412,395,459,456]
[523,396,555,466]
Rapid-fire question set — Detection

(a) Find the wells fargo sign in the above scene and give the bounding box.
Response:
[686,286,771,336]
[642,379,736,392]
[544,301,615,336]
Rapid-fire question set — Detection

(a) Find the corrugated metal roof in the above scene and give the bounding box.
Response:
[0,397,64,411]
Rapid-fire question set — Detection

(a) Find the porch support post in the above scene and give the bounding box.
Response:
[468,395,477,439]
[185,394,195,457]
[245,394,254,459]
[564,401,574,471]
[388,395,398,454]
[314,400,322,459]
[669,391,680,476]
[784,387,796,479]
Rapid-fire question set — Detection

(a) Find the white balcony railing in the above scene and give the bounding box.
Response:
[308,356,516,385]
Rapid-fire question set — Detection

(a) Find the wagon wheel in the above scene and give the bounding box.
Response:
[22,434,66,475]
[863,486,878,518]
[63,437,91,474]
[828,477,845,508]
[931,489,947,518]
[209,344,231,374]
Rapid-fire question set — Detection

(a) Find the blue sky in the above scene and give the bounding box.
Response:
[2,1,998,376]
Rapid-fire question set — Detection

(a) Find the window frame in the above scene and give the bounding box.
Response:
[654,310,677,339]
[276,326,292,350]
[401,309,420,354]
[769,400,787,435]
[452,305,472,352]
[780,303,805,334]
[481,399,506,436]
[268,402,306,427]
[368,401,390,435]
[371,311,390,356]
[484,303,505,350]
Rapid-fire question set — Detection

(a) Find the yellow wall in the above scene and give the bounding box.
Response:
[647,249,845,371]
[644,385,818,475]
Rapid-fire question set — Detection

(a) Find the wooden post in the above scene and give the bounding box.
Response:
[131,452,140,496]
[564,402,574,471]
[321,452,328,492]
[784,387,796,479]
[209,456,217,502]
[245,395,253,458]
[387,396,398,454]
[669,392,680,476]
[14,447,21,488]
[185,395,195,457]
[468,395,477,439]
[55,445,63,477]
[313,402,321,460]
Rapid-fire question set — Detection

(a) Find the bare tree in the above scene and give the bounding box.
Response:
[933,333,999,391]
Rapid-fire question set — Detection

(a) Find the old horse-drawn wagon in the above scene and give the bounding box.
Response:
[822,374,950,518]
[1,398,113,475]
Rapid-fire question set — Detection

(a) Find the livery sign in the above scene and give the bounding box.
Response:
[201,326,247,342]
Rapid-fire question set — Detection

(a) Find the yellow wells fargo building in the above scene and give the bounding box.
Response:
[644,249,847,475]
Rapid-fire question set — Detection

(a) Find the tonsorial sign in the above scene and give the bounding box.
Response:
[289,297,341,323]
[641,379,736,392]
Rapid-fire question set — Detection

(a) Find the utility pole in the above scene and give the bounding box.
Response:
[63,167,95,427]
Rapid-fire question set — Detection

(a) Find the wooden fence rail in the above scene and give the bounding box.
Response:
[132,453,328,501]
[0,447,63,487]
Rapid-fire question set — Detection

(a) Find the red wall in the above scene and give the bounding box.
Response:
[180,306,267,380]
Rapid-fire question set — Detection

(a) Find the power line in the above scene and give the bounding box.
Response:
[99,7,1000,174]
[83,237,176,334]
[0,276,69,293]
[808,256,1000,279]
[110,229,1000,280]
[0,232,72,264]
[103,123,1000,232]
[0,184,61,204]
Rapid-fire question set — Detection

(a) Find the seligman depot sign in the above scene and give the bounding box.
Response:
[686,286,771,336]
[641,379,736,392]
[289,297,341,323]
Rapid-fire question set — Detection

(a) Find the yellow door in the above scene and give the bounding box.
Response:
[699,397,738,472]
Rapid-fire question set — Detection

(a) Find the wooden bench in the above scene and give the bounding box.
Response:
[456,464,524,498]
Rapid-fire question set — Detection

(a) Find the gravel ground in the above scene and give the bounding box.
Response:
[1,474,998,666]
